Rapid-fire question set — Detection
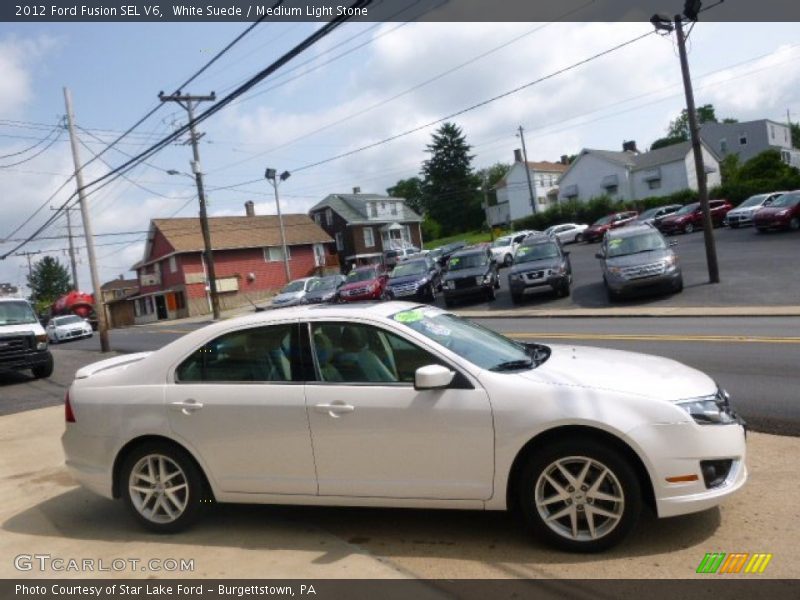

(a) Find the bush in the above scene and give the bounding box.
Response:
[421,217,442,241]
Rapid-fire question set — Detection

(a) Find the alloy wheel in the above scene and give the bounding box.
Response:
[128,454,189,524]
[534,456,625,542]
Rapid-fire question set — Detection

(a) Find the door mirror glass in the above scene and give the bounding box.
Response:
[414,364,455,390]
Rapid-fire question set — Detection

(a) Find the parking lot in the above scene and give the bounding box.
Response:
[437,226,799,311]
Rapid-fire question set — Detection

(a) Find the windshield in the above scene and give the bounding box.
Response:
[392,308,541,371]
[280,280,307,294]
[592,215,614,226]
[769,193,799,208]
[55,315,84,326]
[391,261,427,278]
[739,194,769,208]
[346,269,379,283]
[515,243,560,263]
[448,253,487,270]
[308,276,340,291]
[0,301,38,326]
[675,203,698,215]
[492,236,513,247]
[607,232,667,257]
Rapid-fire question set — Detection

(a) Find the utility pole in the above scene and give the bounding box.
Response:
[517,126,536,214]
[63,87,110,351]
[159,91,221,319]
[18,251,37,281]
[482,173,494,241]
[265,168,292,283]
[674,16,719,283]
[51,205,79,289]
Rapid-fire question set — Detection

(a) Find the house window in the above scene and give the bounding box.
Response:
[363,227,375,248]
[739,134,747,146]
[174,291,186,310]
[314,212,322,225]
[606,185,618,195]
[264,246,291,262]
[648,179,662,190]
[325,209,332,227]
[720,138,728,154]
[770,124,775,140]
[169,256,177,273]
[335,232,343,251]
[402,225,411,243]
[369,203,378,218]
[391,202,398,216]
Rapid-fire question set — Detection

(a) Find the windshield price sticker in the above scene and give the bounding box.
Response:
[393,309,425,323]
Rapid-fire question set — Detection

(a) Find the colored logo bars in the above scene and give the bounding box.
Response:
[696,552,773,574]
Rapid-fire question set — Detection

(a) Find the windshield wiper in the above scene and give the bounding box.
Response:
[491,359,534,372]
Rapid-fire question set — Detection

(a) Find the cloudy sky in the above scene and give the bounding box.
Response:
[0,16,798,293]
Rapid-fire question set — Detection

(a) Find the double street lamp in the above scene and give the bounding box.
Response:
[265,168,292,283]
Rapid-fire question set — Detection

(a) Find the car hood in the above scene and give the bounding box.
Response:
[519,344,715,403]
[604,248,671,267]
[490,245,512,255]
[444,266,487,280]
[388,274,427,286]
[510,257,561,273]
[340,279,378,291]
[272,291,304,304]
[0,323,45,336]
[728,206,760,216]
[660,213,689,224]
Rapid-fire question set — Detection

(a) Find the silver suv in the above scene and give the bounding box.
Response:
[595,224,683,301]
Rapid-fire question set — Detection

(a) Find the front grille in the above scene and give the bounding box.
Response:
[525,270,547,281]
[621,261,666,280]
[346,286,370,296]
[453,277,477,290]
[0,334,32,360]
[391,283,418,296]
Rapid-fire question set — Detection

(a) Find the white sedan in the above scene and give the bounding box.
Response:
[545,223,589,244]
[46,315,93,343]
[62,302,746,552]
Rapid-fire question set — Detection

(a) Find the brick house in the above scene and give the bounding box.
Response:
[308,189,423,269]
[129,205,335,324]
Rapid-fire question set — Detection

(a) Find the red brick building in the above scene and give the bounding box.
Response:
[129,208,335,324]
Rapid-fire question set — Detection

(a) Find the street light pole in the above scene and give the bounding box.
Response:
[674,14,719,284]
[265,168,292,282]
[517,126,536,213]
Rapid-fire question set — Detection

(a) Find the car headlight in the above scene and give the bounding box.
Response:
[482,274,492,284]
[676,390,737,425]
[35,334,48,350]
[777,209,790,216]
[445,280,454,289]
[663,254,677,268]
[607,266,623,275]
[418,278,428,287]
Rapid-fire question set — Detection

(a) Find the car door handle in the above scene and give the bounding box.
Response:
[314,403,355,418]
[170,399,204,415]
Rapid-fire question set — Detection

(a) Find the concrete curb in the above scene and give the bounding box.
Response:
[455,306,800,318]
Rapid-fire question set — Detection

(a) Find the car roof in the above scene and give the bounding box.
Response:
[607,223,659,238]
[451,247,487,257]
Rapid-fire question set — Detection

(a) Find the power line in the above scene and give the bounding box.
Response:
[0,127,64,169]
[0,121,62,160]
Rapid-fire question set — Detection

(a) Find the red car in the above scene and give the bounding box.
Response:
[657,200,732,235]
[583,211,638,243]
[754,191,800,232]
[336,266,389,302]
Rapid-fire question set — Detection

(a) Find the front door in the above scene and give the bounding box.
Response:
[165,322,317,495]
[304,321,494,500]
[155,295,168,320]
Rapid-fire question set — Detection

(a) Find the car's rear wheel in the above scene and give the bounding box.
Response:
[121,442,204,533]
[31,354,54,379]
[517,440,641,552]
[684,223,694,234]
[504,254,513,267]
[574,233,583,243]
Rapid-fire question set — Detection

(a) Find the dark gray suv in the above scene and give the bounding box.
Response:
[508,237,572,303]
[596,224,683,301]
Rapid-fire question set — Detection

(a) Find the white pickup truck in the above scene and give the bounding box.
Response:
[0,297,54,378]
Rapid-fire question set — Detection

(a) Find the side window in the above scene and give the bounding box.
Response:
[176,324,302,383]
[310,322,442,384]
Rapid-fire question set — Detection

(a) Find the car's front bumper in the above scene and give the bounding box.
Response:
[607,269,682,294]
[627,420,747,518]
[725,213,755,227]
[509,274,568,294]
[0,348,51,372]
[443,284,490,299]
[755,216,791,229]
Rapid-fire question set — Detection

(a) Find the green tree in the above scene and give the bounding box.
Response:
[386,176,424,215]
[27,256,71,308]
[475,162,510,206]
[420,122,483,235]
[652,104,721,150]
[790,121,800,148]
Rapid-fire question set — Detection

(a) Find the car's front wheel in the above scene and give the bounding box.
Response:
[790,217,799,231]
[504,254,513,267]
[684,222,694,234]
[121,442,205,533]
[517,440,642,552]
[31,353,54,379]
[574,233,583,243]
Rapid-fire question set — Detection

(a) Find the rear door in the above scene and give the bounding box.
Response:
[165,322,317,495]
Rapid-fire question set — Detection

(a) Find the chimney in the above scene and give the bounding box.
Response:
[560,155,569,165]
[244,200,255,217]
[622,140,638,153]
[513,149,523,163]
[352,186,361,194]
[118,274,124,280]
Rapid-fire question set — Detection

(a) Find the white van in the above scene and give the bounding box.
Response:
[0,297,54,378]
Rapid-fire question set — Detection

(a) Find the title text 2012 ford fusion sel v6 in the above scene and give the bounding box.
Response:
[62,302,746,552]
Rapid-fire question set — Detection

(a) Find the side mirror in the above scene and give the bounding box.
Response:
[594,252,604,259]
[414,364,455,391]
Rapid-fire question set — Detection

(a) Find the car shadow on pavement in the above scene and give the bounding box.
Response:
[3,487,721,566]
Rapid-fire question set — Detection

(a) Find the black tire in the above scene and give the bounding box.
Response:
[427,284,437,303]
[790,217,800,231]
[559,282,571,298]
[120,441,206,533]
[504,254,513,268]
[494,276,501,290]
[684,222,694,234]
[379,290,390,301]
[516,439,642,553]
[486,285,496,301]
[444,297,454,308]
[756,227,767,234]
[31,353,54,379]
[605,285,619,303]
[574,233,583,243]
[673,275,684,294]
[511,292,523,304]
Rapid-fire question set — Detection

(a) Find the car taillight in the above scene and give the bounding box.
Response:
[65,391,76,423]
